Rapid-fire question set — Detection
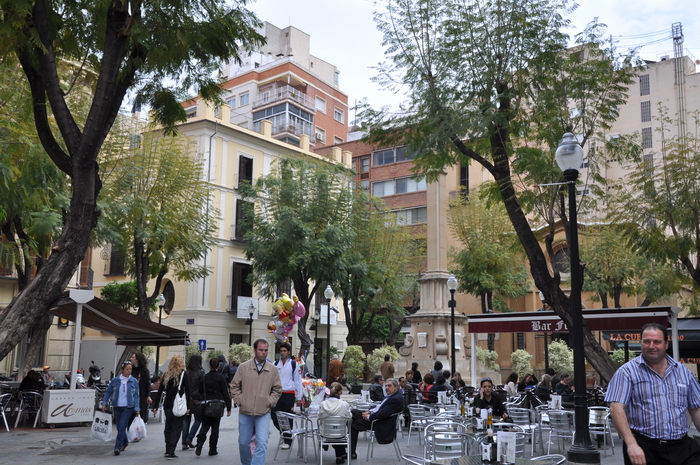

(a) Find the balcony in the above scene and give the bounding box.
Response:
[253,85,315,112]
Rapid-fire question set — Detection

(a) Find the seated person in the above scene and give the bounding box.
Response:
[554,374,574,404]
[517,373,538,391]
[399,376,415,427]
[369,375,384,402]
[440,370,454,391]
[318,382,352,465]
[19,370,46,392]
[338,378,404,460]
[426,375,448,403]
[418,373,435,402]
[473,378,509,420]
[534,374,553,402]
[450,372,466,390]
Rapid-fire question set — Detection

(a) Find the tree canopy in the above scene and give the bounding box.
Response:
[358,0,639,381]
[0,0,264,361]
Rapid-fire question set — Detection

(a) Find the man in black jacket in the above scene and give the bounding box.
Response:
[346,378,404,459]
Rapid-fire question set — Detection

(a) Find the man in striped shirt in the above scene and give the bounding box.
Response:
[605,322,700,465]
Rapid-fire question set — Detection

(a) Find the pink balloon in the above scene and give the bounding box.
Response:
[293,301,306,319]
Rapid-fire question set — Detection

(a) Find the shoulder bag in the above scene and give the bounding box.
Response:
[202,373,226,418]
[172,371,187,417]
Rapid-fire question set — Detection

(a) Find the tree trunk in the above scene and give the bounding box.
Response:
[600,292,608,309]
[21,312,54,375]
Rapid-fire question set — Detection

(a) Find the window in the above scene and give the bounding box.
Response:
[277,278,292,298]
[373,176,426,197]
[394,207,428,225]
[360,180,369,190]
[359,157,369,173]
[234,200,253,241]
[334,108,344,123]
[334,71,339,86]
[260,91,270,104]
[214,106,220,118]
[334,136,344,145]
[639,74,650,96]
[517,333,525,350]
[553,248,570,274]
[372,146,413,166]
[108,246,125,276]
[185,106,197,118]
[580,159,589,169]
[641,101,651,123]
[642,153,654,178]
[239,92,249,106]
[231,262,253,311]
[642,127,652,149]
[238,156,253,186]
[227,97,236,109]
[315,96,326,113]
[459,164,469,197]
[162,281,175,313]
[315,127,326,143]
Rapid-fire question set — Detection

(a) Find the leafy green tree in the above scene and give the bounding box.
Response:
[0,0,264,361]
[511,349,533,378]
[338,190,417,346]
[358,0,638,382]
[97,130,215,318]
[240,158,356,349]
[229,343,254,364]
[548,340,574,376]
[100,281,139,313]
[476,346,500,371]
[610,108,700,312]
[342,345,367,385]
[366,345,400,375]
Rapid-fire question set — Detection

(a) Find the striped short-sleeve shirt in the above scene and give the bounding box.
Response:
[605,354,700,440]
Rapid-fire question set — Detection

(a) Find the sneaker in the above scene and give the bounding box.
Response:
[114,450,120,456]
[336,458,345,465]
[167,454,178,460]
[281,443,291,450]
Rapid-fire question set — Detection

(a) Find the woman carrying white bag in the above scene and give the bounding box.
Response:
[101,361,141,455]
[153,355,191,460]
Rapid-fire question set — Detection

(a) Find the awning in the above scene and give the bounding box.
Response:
[603,317,700,362]
[467,306,677,334]
[51,296,189,347]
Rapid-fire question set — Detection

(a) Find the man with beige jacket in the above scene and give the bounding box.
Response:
[231,338,282,465]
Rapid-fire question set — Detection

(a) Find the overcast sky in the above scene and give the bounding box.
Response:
[251,0,699,121]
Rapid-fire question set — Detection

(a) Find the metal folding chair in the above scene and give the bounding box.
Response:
[366,412,402,461]
[274,411,316,463]
[0,393,12,431]
[588,406,615,456]
[547,410,574,454]
[530,454,567,464]
[407,404,431,446]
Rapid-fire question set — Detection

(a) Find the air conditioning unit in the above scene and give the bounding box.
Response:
[316,134,325,142]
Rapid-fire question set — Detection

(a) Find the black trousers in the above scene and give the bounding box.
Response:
[197,413,223,453]
[346,409,372,455]
[624,433,700,465]
[163,409,185,456]
[271,392,296,444]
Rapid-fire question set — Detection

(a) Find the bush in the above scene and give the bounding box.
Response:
[342,345,367,385]
[476,346,500,371]
[229,343,254,364]
[511,350,532,378]
[185,344,202,364]
[548,340,574,376]
[611,348,627,367]
[366,345,400,375]
[207,349,224,361]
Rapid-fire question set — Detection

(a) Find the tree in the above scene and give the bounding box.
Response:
[100,281,139,312]
[240,157,356,349]
[97,129,215,318]
[359,0,638,382]
[0,0,264,361]
[511,349,533,378]
[449,190,531,313]
[338,189,417,346]
[609,108,700,311]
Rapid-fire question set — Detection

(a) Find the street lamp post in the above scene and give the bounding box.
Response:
[324,285,334,381]
[247,303,255,343]
[446,274,458,376]
[155,293,166,375]
[555,132,599,464]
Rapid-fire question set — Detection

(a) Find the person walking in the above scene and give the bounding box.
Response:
[129,351,151,426]
[271,342,303,450]
[153,355,192,460]
[606,322,700,465]
[230,338,282,465]
[182,354,205,450]
[101,361,141,456]
[195,358,232,457]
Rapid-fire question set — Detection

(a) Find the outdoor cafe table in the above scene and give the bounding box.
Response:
[429,456,552,465]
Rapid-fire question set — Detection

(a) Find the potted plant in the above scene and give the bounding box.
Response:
[343,345,366,394]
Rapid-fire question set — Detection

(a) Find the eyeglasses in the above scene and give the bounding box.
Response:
[123,361,132,365]
[482,377,492,382]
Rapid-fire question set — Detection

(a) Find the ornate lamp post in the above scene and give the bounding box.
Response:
[324,285,334,381]
[555,132,599,464]
[155,293,166,375]
[446,274,458,375]
[247,303,255,343]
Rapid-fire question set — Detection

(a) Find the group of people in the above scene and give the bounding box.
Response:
[101,350,233,459]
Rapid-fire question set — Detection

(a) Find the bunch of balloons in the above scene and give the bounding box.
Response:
[267,293,306,342]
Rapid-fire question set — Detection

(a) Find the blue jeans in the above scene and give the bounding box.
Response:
[182,412,202,444]
[113,406,133,451]
[238,412,271,465]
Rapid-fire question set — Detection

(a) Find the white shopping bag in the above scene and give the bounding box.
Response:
[127,415,147,441]
[91,411,113,442]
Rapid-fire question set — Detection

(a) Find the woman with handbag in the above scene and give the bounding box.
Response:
[194,357,231,457]
[101,361,141,456]
[153,355,191,459]
[182,354,205,450]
